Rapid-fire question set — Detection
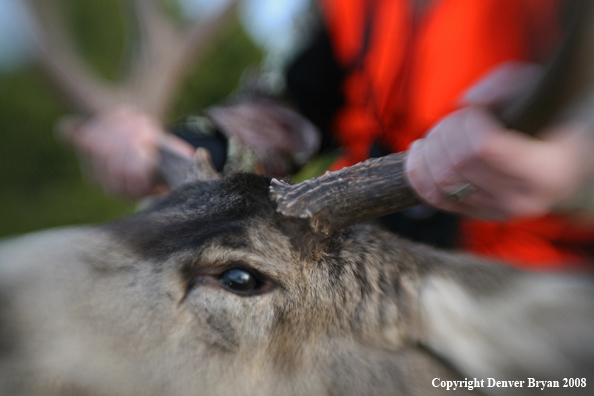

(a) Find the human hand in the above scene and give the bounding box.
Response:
[206,98,320,177]
[405,62,594,220]
[58,108,195,198]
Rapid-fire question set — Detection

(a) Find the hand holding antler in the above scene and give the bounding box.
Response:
[59,108,195,198]
[25,0,237,197]
[271,56,594,234]
[406,62,594,220]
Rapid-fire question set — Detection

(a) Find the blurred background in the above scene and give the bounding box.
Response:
[0,0,310,238]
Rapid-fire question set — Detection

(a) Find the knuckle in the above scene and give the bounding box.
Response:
[431,166,456,189]
[474,140,500,163]
[449,152,473,172]
[126,168,146,182]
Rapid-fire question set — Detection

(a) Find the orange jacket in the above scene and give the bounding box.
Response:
[319,0,594,269]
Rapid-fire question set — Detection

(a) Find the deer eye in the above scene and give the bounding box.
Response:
[220,268,261,293]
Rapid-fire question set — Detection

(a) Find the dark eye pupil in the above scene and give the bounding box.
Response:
[221,268,257,292]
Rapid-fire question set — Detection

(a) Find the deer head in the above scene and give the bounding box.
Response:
[0,173,593,396]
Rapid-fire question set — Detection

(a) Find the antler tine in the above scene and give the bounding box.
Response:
[126,0,177,41]
[25,0,121,115]
[157,146,220,189]
[182,1,238,60]
[270,153,421,234]
[191,148,221,182]
[271,0,594,234]
[122,0,238,119]
[120,0,180,118]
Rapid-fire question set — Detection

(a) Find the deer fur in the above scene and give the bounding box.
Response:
[0,174,592,396]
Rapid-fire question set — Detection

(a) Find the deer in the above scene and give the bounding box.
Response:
[1,0,594,395]
[0,168,593,396]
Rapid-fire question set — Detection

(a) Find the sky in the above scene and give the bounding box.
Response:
[0,0,310,70]
[0,0,34,70]
[178,0,309,50]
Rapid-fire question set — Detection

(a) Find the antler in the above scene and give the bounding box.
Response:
[26,0,236,119]
[271,0,594,234]
[270,153,420,234]
[25,0,235,184]
[26,0,120,114]
[121,0,238,119]
[158,147,220,189]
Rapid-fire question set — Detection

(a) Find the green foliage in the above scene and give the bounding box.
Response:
[291,151,340,183]
[0,1,262,238]
[0,69,136,238]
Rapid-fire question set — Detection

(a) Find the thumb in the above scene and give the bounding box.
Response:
[461,61,544,109]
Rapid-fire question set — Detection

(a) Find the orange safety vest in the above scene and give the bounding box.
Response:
[319,0,594,269]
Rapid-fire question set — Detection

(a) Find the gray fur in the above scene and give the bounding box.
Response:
[0,174,592,396]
